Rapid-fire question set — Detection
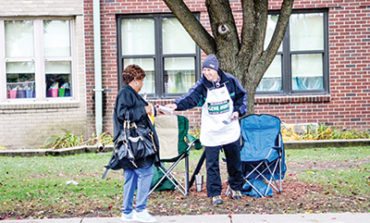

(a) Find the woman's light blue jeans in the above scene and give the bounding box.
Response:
[122,164,154,214]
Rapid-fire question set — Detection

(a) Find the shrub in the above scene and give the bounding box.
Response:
[43,130,84,149]
[86,132,113,146]
[44,131,114,149]
[283,124,370,141]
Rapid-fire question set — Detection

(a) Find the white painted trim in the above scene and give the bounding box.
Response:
[0,20,5,101]
[70,18,78,101]
[34,19,44,100]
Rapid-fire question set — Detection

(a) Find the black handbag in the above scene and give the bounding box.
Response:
[124,120,157,162]
[102,119,157,179]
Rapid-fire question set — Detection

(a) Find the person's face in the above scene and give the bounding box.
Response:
[133,78,144,92]
[202,68,219,82]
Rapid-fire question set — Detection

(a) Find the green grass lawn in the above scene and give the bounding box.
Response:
[286,146,370,162]
[0,146,369,218]
[286,146,370,196]
[0,153,122,214]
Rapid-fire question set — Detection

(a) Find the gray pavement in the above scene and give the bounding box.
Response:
[1,213,369,223]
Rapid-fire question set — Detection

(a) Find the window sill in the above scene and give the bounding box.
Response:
[255,94,331,104]
[0,100,80,110]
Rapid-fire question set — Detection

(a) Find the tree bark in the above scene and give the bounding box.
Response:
[247,88,256,114]
[163,0,216,54]
[206,0,240,73]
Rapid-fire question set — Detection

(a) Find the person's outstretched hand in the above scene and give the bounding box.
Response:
[230,112,239,121]
[145,103,154,115]
[155,104,176,115]
[165,104,177,110]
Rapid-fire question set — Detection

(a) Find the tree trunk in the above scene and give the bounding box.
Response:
[245,85,257,114]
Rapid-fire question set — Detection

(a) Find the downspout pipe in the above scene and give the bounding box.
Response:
[93,0,103,137]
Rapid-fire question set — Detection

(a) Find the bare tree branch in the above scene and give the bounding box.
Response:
[249,0,268,69]
[163,0,216,54]
[205,0,240,71]
[239,0,255,61]
[256,0,294,76]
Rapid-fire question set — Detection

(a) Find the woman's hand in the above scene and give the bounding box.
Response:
[155,104,176,115]
[165,104,177,110]
[145,103,154,115]
[230,112,239,121]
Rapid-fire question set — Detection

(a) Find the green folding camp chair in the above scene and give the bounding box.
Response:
[149,114,200,196]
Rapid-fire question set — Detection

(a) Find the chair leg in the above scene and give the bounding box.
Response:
[185,154,189,196]
[149,151,200,197]
[243,163,266,198]
[260,161,280,193]
[152,154,188,196]
[189,150,206,188]
[244,160,283,197]
[243,178,266,198]
[279,157,283,192]
[148,164,166,196]
[159,166,187,195]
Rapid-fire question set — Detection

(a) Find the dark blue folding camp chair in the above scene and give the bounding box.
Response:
[240,114,286,197]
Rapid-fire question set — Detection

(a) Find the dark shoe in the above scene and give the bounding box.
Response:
[211,195,223,206]
[225,186,242,200]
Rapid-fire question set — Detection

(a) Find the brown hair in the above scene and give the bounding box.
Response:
[122,64,146,84]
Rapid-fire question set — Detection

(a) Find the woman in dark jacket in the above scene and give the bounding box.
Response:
[113,64,158,223]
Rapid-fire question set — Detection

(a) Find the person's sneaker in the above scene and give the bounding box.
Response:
[133,209,157,223]
[211,195,223,206]
[225,186,242,200]
[121,210,135,222]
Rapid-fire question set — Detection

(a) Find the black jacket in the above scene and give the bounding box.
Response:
[175,69,247,116]
[113,85,159,169]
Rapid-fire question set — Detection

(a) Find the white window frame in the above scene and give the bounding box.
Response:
[0,17,78,104]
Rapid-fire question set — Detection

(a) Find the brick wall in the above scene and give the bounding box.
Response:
[0,0,83,16]
[256,0,370,130]
[0,105,87,149]
[83,0,370,137]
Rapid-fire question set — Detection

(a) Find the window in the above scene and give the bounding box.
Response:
[0,18,74,101]
[118,15,200,97]
[257,11,328,94]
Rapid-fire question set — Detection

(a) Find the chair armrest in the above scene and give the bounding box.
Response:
[271,133,283,151]
[271,146,282,150]
[186,134,202,150]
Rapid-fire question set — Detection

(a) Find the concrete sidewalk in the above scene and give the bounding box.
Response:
[1,213,369,223]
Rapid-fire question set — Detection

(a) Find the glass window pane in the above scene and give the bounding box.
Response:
[121,19,155,55]
[257,56,282,92]
[162,18,196,54]
[123,58,155,95]
[264,15,282,52]
[44,20,71,57]
[45,61,72,97]
[6,62,35,99]
[164,57,195,94]
[292,54,323,91]
[290,13,324,51]
[5,20,34,58]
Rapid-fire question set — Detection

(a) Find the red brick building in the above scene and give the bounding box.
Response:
[84,0,370,133]
[1,0,369,148]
